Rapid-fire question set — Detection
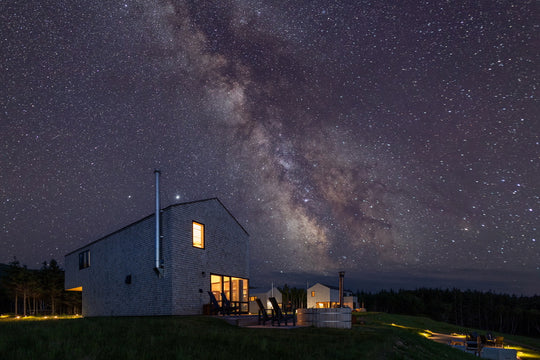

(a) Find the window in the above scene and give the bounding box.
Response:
[192,221,204,248]
[210,274,249,313]
[79,250,90,269]
[311,291,315,297]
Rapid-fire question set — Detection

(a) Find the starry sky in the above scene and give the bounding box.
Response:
[1,1,538,295]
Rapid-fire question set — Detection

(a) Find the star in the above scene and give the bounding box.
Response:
[1,0,538,295]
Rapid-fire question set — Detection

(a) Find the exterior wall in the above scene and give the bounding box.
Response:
[65,198,249,317]
[168,199,249,315]
[308,283,337,308]
[343,296,357,309]
[65,214,172,317]
[307,283,356,308]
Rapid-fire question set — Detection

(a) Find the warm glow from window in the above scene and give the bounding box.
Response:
[66,286,83,291]
[193,221,204,248]
[210,274,249,313]
[311,291,315,297]
[211,275,221,303]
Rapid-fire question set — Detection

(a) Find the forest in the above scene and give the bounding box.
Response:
[359,287,540,338]
[0,259,81,316]
[279,285,539,338]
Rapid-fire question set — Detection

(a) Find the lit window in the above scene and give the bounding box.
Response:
[193,221,204,248]
[79,250,90,269]
[210,274,249,313]
[311,291,315,297]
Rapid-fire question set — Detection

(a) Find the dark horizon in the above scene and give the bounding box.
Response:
[1,259,537,297]
[251,269,539,297]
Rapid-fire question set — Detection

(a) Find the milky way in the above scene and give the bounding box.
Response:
[1,1,538,294]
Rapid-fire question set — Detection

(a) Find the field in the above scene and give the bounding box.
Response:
[0,313,538,360]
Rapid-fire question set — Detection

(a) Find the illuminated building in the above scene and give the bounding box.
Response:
[307,283,357,309]
[248,286,283,313]
[65,198,249,316]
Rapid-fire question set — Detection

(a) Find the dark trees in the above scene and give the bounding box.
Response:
[0,258,81,315]
[40,260,64,315]
[278,284,307,310]
[357,287,540,338]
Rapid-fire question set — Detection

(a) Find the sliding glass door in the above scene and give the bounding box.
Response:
[210,274,249,313]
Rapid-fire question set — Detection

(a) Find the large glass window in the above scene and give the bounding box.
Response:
[192,221,204,248]
[210,274,249,313]
[223,276,230,302]
[79,250,90,270]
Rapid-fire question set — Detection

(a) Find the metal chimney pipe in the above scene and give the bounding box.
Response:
[154,170,161,274]
[339,271,345,308]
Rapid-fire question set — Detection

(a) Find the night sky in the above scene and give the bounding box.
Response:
[1,1,538,295]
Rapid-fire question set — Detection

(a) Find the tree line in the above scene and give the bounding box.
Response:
[0,259,81,316]
[279,284,307,310]
[358,288,540,338]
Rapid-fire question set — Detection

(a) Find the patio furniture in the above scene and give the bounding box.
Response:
[465,333,483,357]
[495,336,504,348]
[221,292,239,315]
[486,333,496,346]
[255,298,274,325]
[208,291,224,315]
[480,335,487,345]
[269,297,296,326]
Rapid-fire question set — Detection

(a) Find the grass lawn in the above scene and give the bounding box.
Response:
[0,313,535,360]
[359,312,540,360]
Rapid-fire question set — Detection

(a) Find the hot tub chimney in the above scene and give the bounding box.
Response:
[339,271,345,308]
[154,170,163,277]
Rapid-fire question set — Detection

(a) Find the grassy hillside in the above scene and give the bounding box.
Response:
[362,312,540,348]
[359,312,540,359]
[0,314,482,360]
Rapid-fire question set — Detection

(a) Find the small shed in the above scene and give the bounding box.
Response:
[249,286,283,314]
[307,283,357,309]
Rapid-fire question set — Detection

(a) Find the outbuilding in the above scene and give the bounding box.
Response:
[307,283,357,309]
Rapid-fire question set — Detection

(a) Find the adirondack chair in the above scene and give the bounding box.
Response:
[269,297,295,326]
[221,292,239,315]
[255,298,274,325]
[208,291,223,315]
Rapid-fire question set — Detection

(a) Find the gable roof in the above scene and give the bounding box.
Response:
[175,198,249,236]
[65,197,248,256]
[321,283,340,290]
[310,283,354,294]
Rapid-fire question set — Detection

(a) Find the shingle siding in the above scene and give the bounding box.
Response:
[65,198,249,317]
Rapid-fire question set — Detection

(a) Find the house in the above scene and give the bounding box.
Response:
[64,197,249,317]
[307,283,357,309]
[249,286,283,314]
